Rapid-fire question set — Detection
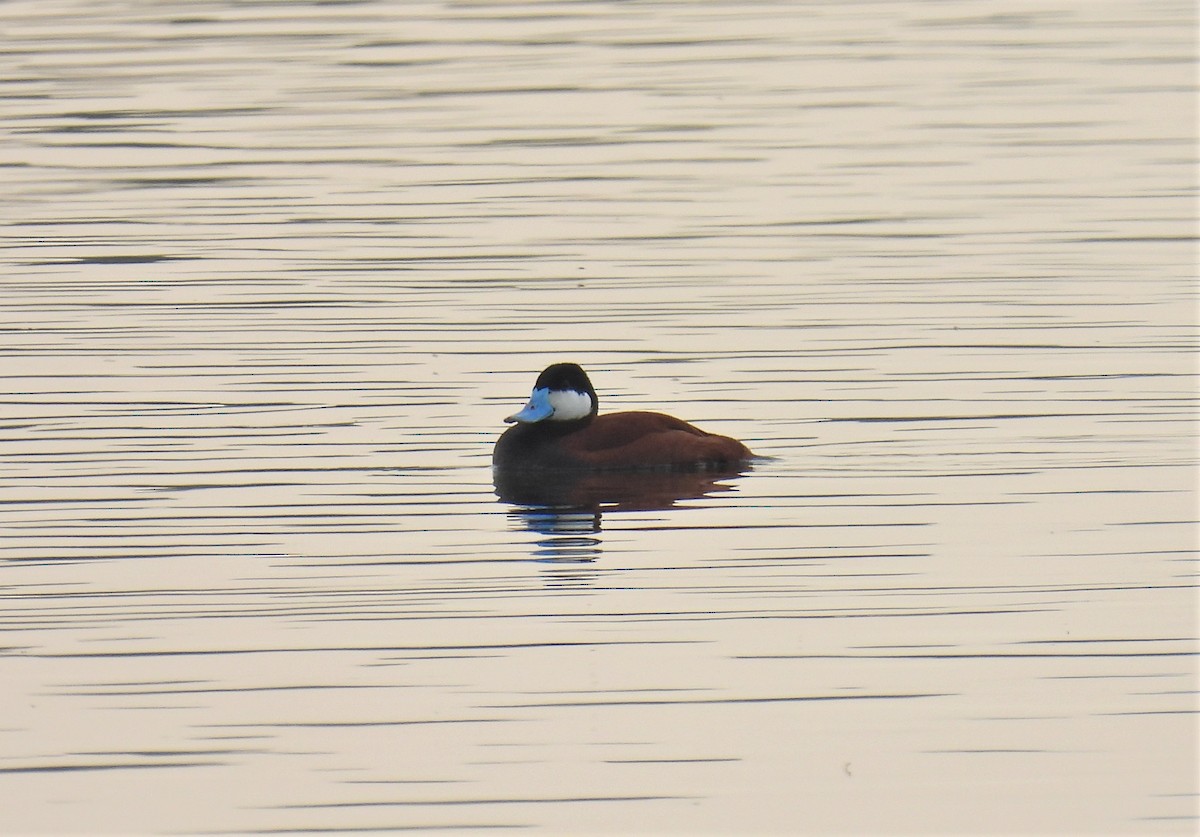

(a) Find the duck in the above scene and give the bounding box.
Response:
[492,363,753,471]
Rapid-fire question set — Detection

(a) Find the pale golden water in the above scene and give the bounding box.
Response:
[1,1,1197,834]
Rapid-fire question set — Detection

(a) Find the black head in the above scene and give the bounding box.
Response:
[505,362,599,424]
[533,363,597,398]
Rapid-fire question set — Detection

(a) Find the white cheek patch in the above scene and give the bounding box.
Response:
[546,388,593,421]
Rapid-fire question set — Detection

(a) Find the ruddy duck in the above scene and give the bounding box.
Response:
[492,363,753,470]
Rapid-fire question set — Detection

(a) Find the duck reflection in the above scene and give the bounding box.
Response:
[495,466,750,562]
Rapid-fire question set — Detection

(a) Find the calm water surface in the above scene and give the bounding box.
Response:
[2,1,1197,833]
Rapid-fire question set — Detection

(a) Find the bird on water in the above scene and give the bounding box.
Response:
[493,362,753,471]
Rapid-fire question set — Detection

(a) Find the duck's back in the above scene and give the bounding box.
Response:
[495,410,751,470]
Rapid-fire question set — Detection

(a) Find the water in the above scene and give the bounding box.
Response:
[2,1,1197,833]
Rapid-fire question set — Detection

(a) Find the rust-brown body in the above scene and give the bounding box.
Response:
[493,410,752,471]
